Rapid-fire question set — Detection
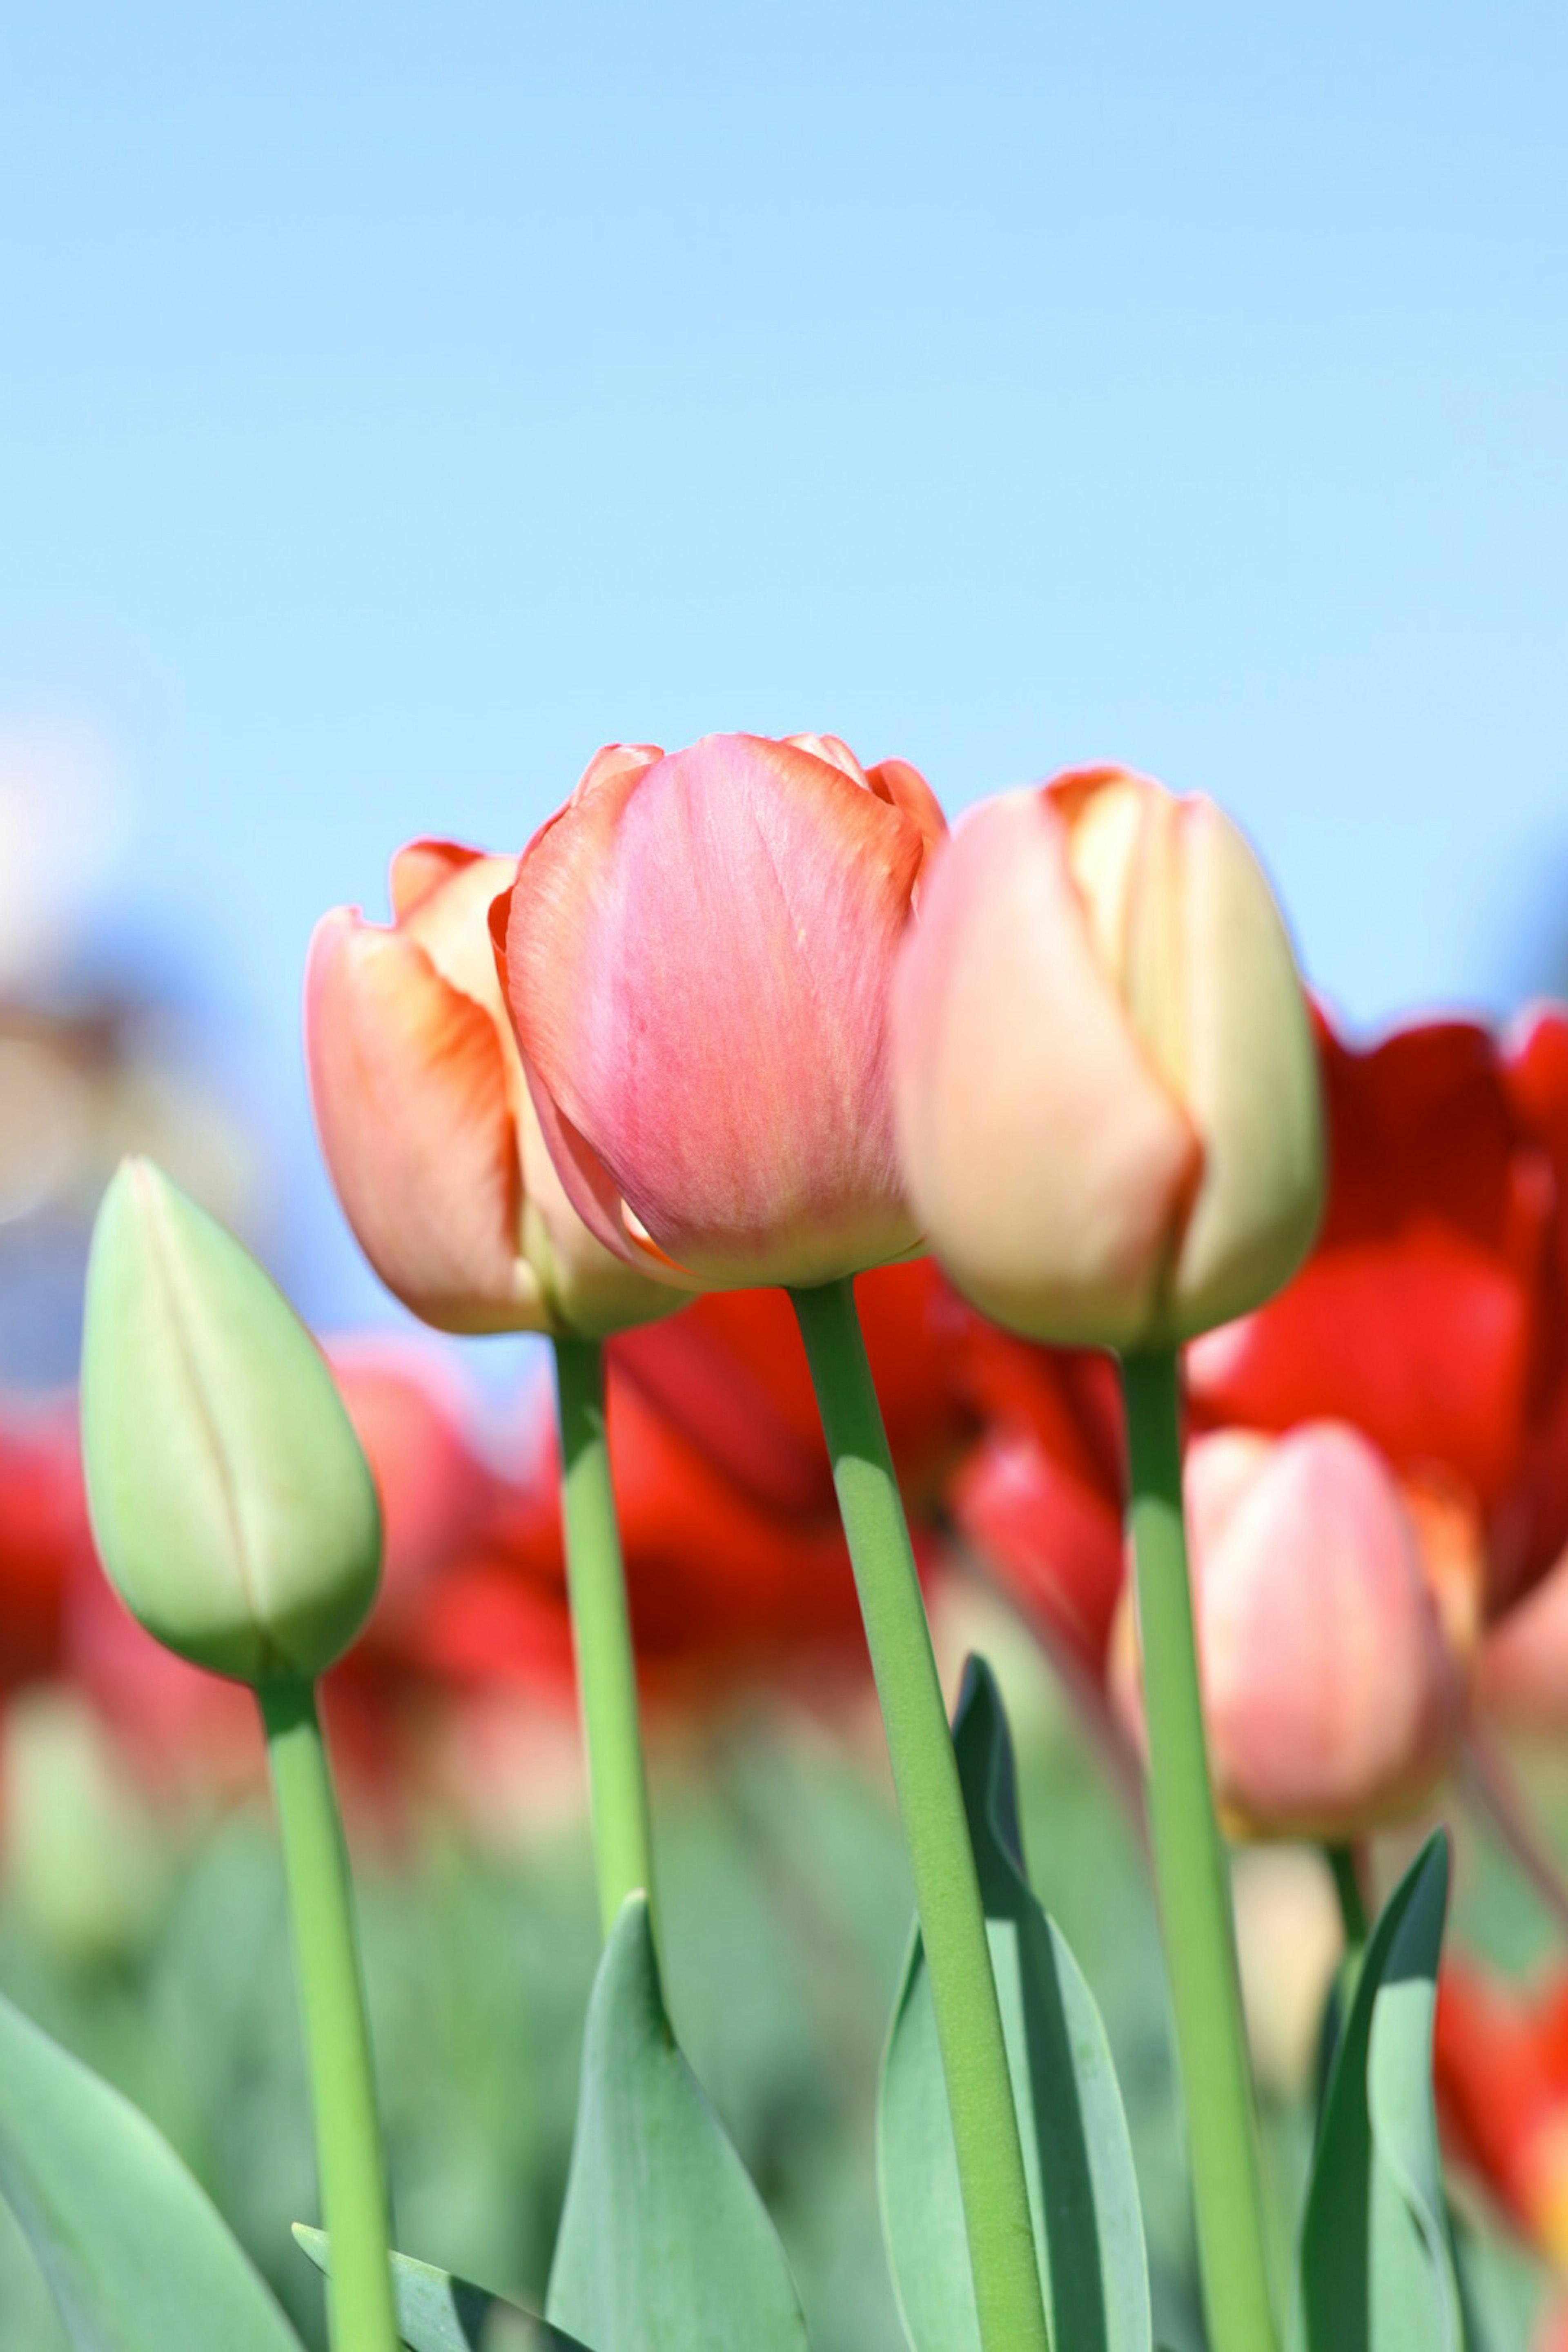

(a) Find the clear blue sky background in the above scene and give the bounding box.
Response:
[4,0,1566,1332]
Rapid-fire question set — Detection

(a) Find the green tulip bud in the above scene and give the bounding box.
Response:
[80,1158,382,1684]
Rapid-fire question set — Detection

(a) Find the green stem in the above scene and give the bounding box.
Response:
[553,1335,659,1949]
[791,1277,1050,2352]
[1327,1844,1369,1973]
[1321,1842,1372,2089]
[1120,1348,1278,2352]
[258,1677,396,2352]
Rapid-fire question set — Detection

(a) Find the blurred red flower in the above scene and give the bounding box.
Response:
[1436,1958,1568,2268]
[0,1398,88,1691]
[413,1261,979,1704]
[941,1317,1126,1685]
[1189,1004,1568,1620]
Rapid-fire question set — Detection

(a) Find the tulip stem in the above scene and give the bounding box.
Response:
[1120,1347,1279,2352]
[791,1276,1051,2352]
[258,1675,397,2352]
[552,1336,660,1951]
[1327,1843,1370,1969]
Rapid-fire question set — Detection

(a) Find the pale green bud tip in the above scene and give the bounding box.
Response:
[80,1158,383,1685]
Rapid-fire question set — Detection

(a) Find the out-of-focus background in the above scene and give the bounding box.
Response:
[1,4,1566,2346]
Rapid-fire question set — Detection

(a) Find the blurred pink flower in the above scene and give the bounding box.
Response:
[1112,1423,1473,1839]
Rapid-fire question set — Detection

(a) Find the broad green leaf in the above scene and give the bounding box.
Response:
[0,1986,303,2352]
[293,2226,589,2350]
[879,1656,1153,2352]
[1294,1832,1461,2352]
[545,1893,810,2352]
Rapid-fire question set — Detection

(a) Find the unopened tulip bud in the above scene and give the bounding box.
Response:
[893,768,1324,1350]
[80,1159,382,1684]
[1111,1423,1472,1839]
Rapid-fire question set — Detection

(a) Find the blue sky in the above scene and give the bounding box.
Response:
[4,0,1566,1332]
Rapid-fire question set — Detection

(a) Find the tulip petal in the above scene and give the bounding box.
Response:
[1193,1424,1465,1838]
[389,838,478,923]
[509,734,926,1287]
[894,791,1199,1349]
[1187,1228,1532,1515]
[869,757,948,862]
[305,911,543,1335]
[1166,800,1323,1339]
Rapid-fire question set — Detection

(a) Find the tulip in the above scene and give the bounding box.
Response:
[892,766,1323,1350]
[1189,1003,1568,1619]
[80,1158,382,1684]
[507,739,1058,2352]
[502,733,945,1292]
[895,769,1321,2352]
[84,1164,400,2348]
[306,840,673,1338]
[1111,1423,1473,1839]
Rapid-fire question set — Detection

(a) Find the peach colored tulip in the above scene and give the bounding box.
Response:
[893,768,1323,1350]
[1111,1423,1473,1839]
[306,840,673,1338]
[502,733,945,1292]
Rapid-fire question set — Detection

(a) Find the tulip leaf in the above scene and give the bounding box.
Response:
[878,1656,1153,2352]
[545,1892,811,2351]
[1293,1831,1461,2352]
[293,2225,590,2350]
[0,1985,304,2352]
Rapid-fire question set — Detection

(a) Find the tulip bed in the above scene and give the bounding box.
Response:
[0,737,1566,2351]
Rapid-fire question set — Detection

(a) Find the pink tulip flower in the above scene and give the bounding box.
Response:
[306,840,674,1336]
[892,768,1323,1350]
[501,733,946,1292]
[1111,1422,1474,1839]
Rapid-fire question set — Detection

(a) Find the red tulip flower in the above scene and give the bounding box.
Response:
[501,733,945,1292]
[1189,1004,1568,1619]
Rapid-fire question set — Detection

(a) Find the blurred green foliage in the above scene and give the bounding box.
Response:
[0,1617,1554,2350]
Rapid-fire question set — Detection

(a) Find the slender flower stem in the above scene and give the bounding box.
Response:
[1327,1843,1370,1973]
[792,1276,1050,2352]
[258,1676,397,2352]
[1120,1347,1278,2352]
[1322,1841,1372,2077]
[553,1335,659,1949]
